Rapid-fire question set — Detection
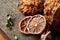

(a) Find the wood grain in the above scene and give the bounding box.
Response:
[0,28,10,40]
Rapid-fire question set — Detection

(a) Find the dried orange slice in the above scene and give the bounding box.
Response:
[19,15,46,34]
[40,24,52,40]
[19,16,32,34]
[27,15,46,34]
[41,31,52,40]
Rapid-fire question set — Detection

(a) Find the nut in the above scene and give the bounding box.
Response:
[19,0,43,15]
[44,0,60,32]
[19,16,32,34]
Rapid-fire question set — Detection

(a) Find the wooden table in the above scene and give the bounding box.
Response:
[0,28,9,40]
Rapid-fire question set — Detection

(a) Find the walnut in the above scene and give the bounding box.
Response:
[44,0,60,32]
[19,0,43,15]
[19,16,32,34]
[19,15,46,34]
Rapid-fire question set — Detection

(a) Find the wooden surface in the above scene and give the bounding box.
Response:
[0,28,10,40]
